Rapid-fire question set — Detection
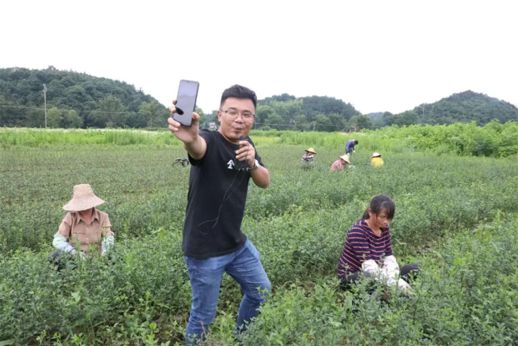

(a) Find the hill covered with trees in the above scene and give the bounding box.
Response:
[253,90,518,131]
[255,94,362,131]
[2,67,517,131]
[383,90,518,127]
[0,67,169,128]
[200,94,364,132]
[0,67,365,130]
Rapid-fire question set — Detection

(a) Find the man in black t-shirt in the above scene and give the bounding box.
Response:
[168,84,271,345]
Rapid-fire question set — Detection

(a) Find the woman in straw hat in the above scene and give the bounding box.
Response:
[51,184,114,264]
[330,153,350,172]
[301,147,317,168]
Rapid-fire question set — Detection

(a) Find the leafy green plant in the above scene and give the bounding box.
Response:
[1,128,517,344]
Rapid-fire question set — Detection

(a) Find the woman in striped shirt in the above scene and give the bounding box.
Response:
[337,195,418,293]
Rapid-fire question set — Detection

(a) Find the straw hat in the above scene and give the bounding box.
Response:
[371,152,382,158]
[63,184,105,212]
[339,154,350,163]
[305,147,316,154]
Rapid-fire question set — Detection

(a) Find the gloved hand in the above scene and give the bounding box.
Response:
[101,234,115,256]
[397,278,413,295]
[381,255,400,286]
[71,249,87,260]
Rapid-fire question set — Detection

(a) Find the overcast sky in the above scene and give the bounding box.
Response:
[2,0,517,114]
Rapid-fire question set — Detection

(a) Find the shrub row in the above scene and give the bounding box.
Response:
[2,212,516,344]
[238,214,518,346]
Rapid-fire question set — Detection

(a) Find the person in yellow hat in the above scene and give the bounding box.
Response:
[301,147,317,168]
[370,152,384,168]
[330,154,350,172]
[50,184,114,266]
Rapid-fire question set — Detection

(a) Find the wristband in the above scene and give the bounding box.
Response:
[250,159,260,171]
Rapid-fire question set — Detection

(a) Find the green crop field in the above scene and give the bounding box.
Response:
[1,126,517,345]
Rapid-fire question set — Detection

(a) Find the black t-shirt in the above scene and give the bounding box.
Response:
[182,130,263,258]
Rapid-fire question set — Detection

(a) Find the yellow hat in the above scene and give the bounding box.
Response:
[305,147,316,154]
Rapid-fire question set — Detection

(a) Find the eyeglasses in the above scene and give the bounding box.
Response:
[221,108,255,120]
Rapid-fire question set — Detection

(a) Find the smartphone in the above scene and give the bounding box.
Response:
[235,136,249,170]
[172,79,199,126]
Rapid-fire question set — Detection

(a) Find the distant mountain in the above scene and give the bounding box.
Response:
[0,67,169,128]
[256,94,361,131]
[256,90,518,131]
[2,67,516,130]
[386,90,518,126]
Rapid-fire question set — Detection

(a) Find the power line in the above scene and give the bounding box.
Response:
[0,104,136,115]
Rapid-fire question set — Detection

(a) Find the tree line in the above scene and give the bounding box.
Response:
[1,68,517,130]
[0,67,169,128]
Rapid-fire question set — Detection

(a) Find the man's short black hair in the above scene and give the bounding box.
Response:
[220,84,257,109]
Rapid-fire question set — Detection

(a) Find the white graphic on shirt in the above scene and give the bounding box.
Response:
[227,159,235,169]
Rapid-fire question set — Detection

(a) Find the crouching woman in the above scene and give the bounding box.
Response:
[50,184,114,268]
[337,195,418,294]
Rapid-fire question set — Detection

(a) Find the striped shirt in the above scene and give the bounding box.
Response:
[337,219,393,279]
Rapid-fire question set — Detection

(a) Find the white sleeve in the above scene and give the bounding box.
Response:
[363,256,413,293]
[361,259,381,278]
[381,255,400,286]
[52,233,76,254]
[101,234,115,256]
[383,255,399,272]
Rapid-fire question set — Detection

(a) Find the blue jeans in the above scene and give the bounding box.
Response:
[184,239,271,344]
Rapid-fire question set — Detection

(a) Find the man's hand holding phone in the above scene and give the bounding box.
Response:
[168,102,200,144]
[168,102,207,160]
[168,79,202,144]
[172,80,199,127]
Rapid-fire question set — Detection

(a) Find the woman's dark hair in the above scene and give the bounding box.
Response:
[362,194,395,220]
[220,84,257,109]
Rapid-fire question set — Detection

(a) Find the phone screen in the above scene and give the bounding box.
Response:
[173,80,199,126]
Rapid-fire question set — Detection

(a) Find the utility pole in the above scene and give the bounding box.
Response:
[42,84,48,128]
